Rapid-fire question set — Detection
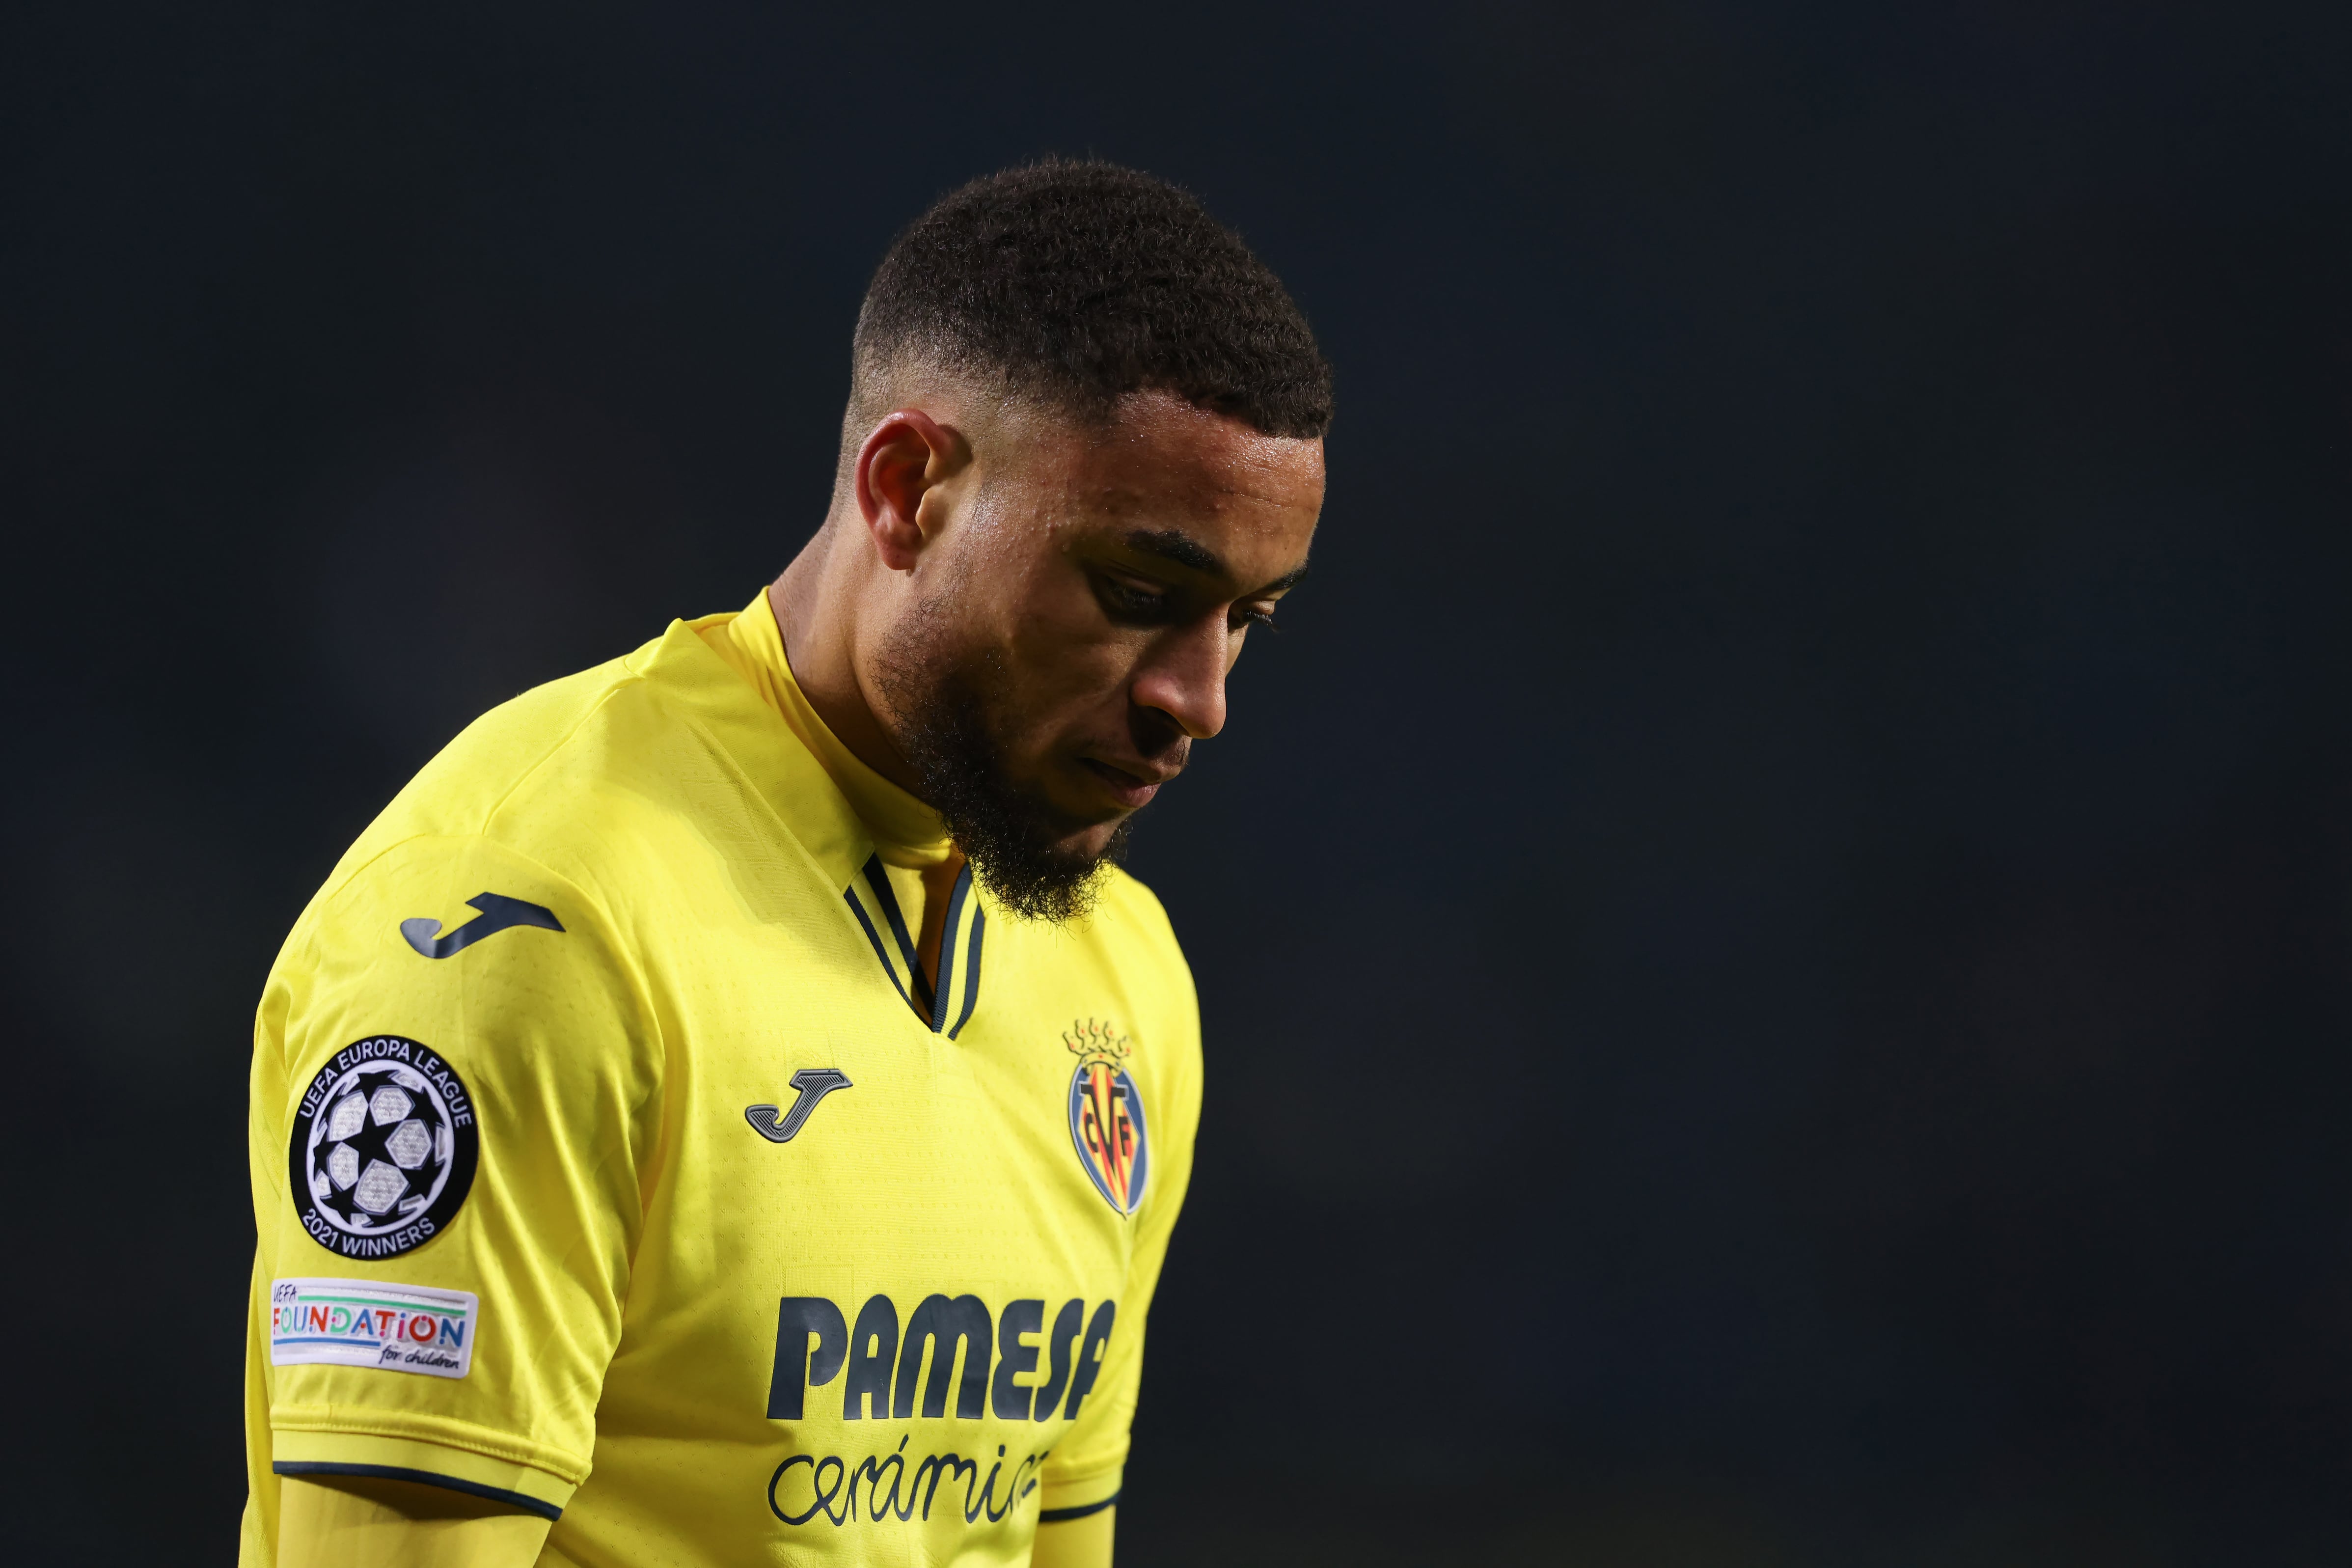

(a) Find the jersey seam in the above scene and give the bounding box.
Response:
[288,833,665,1160]
[271,1461,565,1522]
[666,702,867,893]
[1037,1458,1126,1487]
[1037,1490,1121,1523]
[478,672,649,837]
[270,1407,590,1484]
[667,612,881,890]
[305,673,648,918]
[545,691,788,1248]
[655,702,915,987]
[277,826,668,1422]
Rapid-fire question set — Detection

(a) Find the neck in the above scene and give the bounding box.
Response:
[770,523,929,799]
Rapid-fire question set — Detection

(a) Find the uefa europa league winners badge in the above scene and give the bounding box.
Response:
[289,1036,479,1259]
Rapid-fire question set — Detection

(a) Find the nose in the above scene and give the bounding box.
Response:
[1130,618,1229,741]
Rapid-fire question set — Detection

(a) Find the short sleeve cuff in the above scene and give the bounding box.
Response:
[269,1428,578,1520]
[1036,1465,1122,1523]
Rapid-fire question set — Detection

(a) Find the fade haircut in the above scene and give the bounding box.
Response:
[848,160,1334,448]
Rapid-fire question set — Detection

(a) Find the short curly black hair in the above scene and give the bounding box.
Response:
[853,161,1333,440]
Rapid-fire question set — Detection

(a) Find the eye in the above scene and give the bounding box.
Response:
[1235,606,1279,633]
[1092,570,1175,626]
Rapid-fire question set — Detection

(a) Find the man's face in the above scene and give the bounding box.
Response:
[876,389,1324,918]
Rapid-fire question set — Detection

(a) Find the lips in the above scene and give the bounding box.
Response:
[1078,757,1170,809]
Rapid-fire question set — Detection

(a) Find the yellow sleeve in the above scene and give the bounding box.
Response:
[273,1475,552,1567]
[246,833,662,1526]
[1031,1504,1115,1568]
[1034,887,1203,1523]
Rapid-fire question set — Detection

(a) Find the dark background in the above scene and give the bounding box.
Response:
[6,3,2352,1562]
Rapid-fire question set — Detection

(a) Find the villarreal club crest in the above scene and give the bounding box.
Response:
[1065,1019,1149,1216]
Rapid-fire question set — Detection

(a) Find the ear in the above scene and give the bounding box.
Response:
[852,409,965,573]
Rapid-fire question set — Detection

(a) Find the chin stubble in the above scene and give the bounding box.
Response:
[875,629,1131,924]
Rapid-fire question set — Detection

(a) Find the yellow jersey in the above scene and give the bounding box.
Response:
[240,598,1202,1567]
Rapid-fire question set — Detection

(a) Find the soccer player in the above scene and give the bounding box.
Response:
[239,161,1330,1567]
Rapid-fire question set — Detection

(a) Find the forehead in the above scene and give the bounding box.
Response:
[1020,390,1324,558]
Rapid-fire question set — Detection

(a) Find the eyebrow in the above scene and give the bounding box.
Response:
[1123,528,1310,595]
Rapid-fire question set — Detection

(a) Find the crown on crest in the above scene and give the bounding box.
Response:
[1064,1018,1132,1071]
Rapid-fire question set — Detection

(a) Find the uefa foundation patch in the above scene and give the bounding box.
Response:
[289,1034,478,1260]
[269,1277,477,1378]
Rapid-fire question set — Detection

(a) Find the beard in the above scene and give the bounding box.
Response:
[876,622,1132,925]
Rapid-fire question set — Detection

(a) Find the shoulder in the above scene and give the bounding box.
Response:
[1086,868,1201,1103]
[313,622,762,916]
[339,649,668,874]
[1083,868,1196,1017]
[266,630,720,1015]
[1092,867,1188,968]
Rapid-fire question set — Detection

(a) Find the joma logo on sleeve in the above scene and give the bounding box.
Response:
[400,892,565,959]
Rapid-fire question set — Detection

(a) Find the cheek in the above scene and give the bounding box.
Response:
[1005,617,1132,713]
[997,553,1115,676]
[993,578,1138,736]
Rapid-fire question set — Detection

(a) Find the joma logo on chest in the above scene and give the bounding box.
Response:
[745,1069,853,1142]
